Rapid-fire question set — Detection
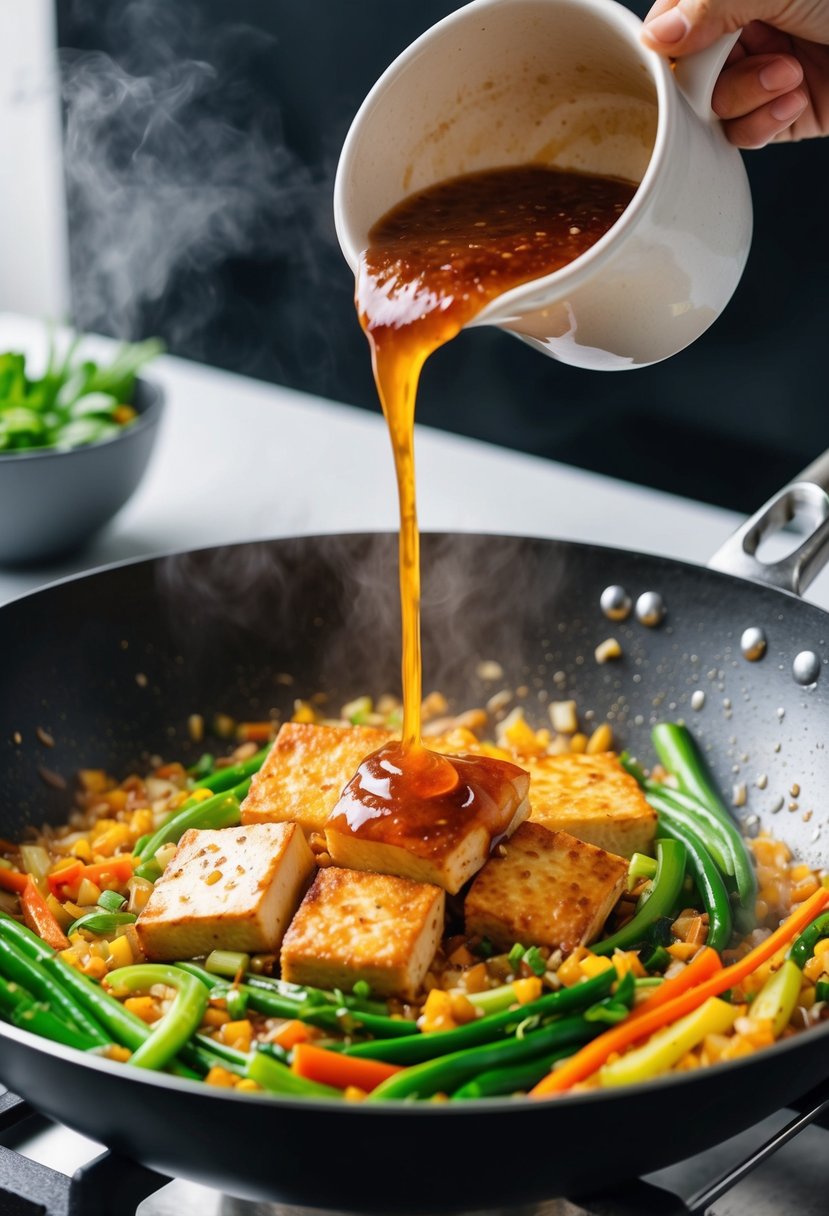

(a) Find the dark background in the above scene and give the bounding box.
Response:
[56,0,828,513]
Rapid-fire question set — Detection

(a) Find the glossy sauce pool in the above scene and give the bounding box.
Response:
[351,165,636,824]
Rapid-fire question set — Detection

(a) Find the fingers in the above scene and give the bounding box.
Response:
[721,88,809,146]
[712,52,804,117]
[642,0,829,56]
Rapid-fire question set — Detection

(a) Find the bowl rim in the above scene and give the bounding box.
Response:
[0,375,165,466]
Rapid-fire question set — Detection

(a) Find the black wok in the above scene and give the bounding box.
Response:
[2,457,829,1211]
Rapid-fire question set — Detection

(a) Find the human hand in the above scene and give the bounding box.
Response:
[641,0,829,148]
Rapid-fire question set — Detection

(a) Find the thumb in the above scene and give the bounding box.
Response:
[642,0,826,55]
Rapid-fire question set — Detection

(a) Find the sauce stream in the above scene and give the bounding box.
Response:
[354,164,635,809]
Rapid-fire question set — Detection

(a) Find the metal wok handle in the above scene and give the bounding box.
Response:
[708,450,829,596]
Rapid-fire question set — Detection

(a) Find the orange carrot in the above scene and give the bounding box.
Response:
[531,887,829,1098]
[627,947,722,1021]
[20,877,70,950]
[236,722,276,743]
[80,858,136,887]
[291,1042,403,1093]
[273,1019,310,1051]
[46,860,83,897]
[0,867,29,895]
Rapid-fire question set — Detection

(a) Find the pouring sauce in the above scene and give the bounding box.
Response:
[345,165,635,836]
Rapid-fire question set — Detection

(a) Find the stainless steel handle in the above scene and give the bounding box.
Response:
[708,450,829,596]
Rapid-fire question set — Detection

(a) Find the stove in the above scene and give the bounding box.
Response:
[0,1085,827,1216]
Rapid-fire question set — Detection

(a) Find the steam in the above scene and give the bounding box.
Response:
[60,0,331,354]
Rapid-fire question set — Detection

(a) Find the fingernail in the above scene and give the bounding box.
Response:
[758,59,802,93]
[770,91,807,122]
[644,8,690,44]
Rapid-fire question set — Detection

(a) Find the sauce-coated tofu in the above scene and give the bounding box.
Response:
[464,821,628,954]
[525,752,656,857]
[325,754,529,895]
[135,822,315,961]
[240,721,487,838]
[280,866,445,999]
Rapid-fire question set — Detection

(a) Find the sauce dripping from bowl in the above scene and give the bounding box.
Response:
[351,164,636,819]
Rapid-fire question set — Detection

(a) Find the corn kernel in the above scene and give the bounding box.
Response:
[512,977,543,1004]
[221,1019,253,1052]
[205,1066,237,1088]
[557,948,590,987]
[586,723,614,754]
[569,733,588,754]
[202,1007,231,1028]
[612,950,647,979]
[449,992,478,1023]
[235,1078,261,1093]
[580,954,615,979]
[125,996,162,1024]
[418,989,456,1033]
[344,1085,367,1102]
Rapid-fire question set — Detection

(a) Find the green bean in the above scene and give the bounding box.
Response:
[40,957,148,1051]
[193,748,270,794]
[0,934,109,1045]
[644,786,734,877]
[0,977,99,1051]
[136,788,245,863]
[244,973,391,1018]
[651,723,757,914]
[656,818,733,953]
[789,912,829,969]
[345,968,617,1064]
[591,839,687,956]
[368,1014,600,1102]
[451,1048,574,1099]
[106,965,207,1071]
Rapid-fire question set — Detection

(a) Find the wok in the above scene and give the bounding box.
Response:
[2,456,829,1211]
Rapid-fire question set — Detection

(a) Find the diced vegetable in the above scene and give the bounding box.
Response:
[205,950,250,979]
[20,878,70,950]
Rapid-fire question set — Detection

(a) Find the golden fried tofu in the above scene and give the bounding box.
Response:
[240,722,486,839]
[280,866,445,999]
[464,822,628,954]
[135,822,315,961]
[525,752,656,857]
[325,750,530,895]
[240,722,393,837]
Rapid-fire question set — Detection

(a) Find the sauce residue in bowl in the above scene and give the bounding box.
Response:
[346,164,636,828]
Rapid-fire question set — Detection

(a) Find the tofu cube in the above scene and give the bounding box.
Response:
[240,722,393,837]
[280,866,445,999]
[240,722,487,839]
[135,822,315,961]
[464,821,628,954]
[325,753,530,894]
[525,752,656,857]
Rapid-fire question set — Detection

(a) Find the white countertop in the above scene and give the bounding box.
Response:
[2,310,825,611]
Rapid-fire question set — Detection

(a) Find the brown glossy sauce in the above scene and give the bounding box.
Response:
[328,746,527,862]
[350,165,635,831]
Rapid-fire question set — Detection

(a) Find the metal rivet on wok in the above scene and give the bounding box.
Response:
[600,585,632,622]
[740,627,767,662]
[793,650,820,687]
[634,591,665,628]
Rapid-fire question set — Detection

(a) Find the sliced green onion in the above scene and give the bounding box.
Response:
[205,949,250,978]
[97,889,127,913]
[68,911,136,936]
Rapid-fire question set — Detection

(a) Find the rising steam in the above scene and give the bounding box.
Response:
[60,0,328,351]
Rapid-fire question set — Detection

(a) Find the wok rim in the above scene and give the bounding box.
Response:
[1,529,828,1120]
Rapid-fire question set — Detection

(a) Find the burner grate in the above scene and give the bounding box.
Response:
[0,1082,826,1216]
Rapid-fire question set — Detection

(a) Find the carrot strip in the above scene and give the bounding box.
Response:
[20,877,70,951]
[80,858,136,887]
[46,860,83,897]
[0,868,29,895]
[627,947,722,1021]
[292,1042,403,1093]
[531,888,829,1098]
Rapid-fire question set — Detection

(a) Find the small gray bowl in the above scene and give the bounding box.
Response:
[0,378,164,566]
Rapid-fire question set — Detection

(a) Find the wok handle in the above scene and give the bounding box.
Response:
[708,450,829,596]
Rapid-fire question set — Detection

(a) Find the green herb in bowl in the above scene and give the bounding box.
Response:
[0,336,163,454]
